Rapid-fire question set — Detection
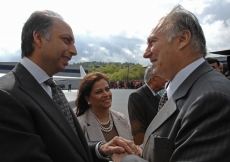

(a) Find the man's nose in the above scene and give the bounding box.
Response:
[69,45,77,56]
[143,45,151,58]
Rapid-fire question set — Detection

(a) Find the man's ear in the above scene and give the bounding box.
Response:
[178,30,191,50]
[33,31,44,48]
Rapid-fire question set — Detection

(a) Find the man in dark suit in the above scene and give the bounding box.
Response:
[0,10,140,162]
[128,66,167,145]
[112,5,230,162]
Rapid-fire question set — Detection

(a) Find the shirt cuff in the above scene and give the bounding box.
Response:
[95,141,111,161]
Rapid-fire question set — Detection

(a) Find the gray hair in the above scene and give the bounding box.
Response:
[144,66,154,83]
[21,10,63,58]
[153,5,206,56]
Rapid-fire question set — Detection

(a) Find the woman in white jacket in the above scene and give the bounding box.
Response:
[76,72,133,142]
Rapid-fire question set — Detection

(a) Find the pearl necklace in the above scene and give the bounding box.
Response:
[91,109,113,132]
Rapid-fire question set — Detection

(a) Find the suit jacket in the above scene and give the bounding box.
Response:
[128,84,160,145]
[78,109,133,142]
[122,61,230,162]
[0,63,105,162]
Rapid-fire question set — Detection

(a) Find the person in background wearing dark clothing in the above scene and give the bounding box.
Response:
[112,5,230,162]
[68,80,72,91]
[128,66,167,145]
[130,81,134,89]
[205,57,221,72]
[0,10,140,162]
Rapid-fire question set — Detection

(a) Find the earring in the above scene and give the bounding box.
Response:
[88,101,90,105]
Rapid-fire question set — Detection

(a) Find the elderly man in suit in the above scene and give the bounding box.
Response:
[0,10,140,162]
[112,5,230,162]
[128,66,167,145]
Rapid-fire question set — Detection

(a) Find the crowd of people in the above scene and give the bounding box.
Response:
[110,80,145,89]
[1,4,230,162]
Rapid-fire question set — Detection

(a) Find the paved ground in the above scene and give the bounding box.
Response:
[63,89,136,121]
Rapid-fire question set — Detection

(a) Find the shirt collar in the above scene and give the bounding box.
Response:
[167,58,205,99]
[21,57,50,84]
[146,83,157,96]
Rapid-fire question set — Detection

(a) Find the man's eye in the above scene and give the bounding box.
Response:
[63,38,70,44]
[150,40,155,44]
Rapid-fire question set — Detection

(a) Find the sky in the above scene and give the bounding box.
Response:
[0,0,230,67]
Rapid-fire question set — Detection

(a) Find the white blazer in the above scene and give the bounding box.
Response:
[77,109,133,142]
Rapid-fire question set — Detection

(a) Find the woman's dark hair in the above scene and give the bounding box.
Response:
[76,72,109,116]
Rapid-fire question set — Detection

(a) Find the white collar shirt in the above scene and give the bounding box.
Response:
[167,58,205,99]
[21,57,52,98]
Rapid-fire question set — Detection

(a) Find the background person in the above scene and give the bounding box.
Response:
[205,57,221,72]
[112,5,230,162]
[76,72,133,142]
[68,79,72,91]
[128,66,167,145]
[219,62,224,73]
[0,10,139,162]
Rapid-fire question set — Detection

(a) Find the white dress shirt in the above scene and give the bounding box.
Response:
[21,57,52,98]
[167,58,205,99]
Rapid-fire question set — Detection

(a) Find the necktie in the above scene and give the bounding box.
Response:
[158,90,168,111]
[45,78,77,133]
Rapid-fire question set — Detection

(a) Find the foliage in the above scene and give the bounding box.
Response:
[76,62,146,81]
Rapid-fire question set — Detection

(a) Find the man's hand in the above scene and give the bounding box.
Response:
[111,152,130,162]
[99,136,142,157]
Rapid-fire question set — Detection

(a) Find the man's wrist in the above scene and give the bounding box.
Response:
[95,141,111,161]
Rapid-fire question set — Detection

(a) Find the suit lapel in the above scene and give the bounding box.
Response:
[85,110,105,141]
[142,61,213,148]
[142,97,177,148]
[13,63,90,162]
[173,61,213,101]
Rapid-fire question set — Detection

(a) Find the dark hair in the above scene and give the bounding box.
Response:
[21,10,63,58]
[205,57,220,66]
[76,72,109,116]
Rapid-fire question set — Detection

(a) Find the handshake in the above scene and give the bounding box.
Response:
[99,136,142,162]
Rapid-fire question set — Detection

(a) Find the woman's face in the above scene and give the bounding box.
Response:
[86,79,112,111]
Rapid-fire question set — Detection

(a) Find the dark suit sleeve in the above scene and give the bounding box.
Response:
[172,91,230,161]
[0,89,52,161]
[128,93,146,145]
[88,141,109,162]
